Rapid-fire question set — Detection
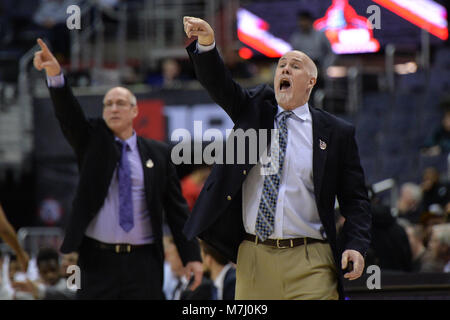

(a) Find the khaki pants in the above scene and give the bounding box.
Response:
[235,239,339,300]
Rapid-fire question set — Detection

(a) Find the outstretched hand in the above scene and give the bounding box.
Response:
[33,38,61,77]
[183,16,215,46]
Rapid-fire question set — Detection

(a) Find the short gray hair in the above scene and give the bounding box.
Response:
[401,183,422,203]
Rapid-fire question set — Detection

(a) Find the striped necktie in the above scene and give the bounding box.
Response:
[255,111,292,241]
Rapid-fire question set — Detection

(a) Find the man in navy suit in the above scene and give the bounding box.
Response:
[33,38,203,299]
[182,17,371,300]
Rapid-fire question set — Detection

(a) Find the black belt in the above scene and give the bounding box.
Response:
[85,237,153,254]
[244,233,327,249]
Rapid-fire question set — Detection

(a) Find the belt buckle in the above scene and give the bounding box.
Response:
[115,244,132,253]
[276,239,293,249]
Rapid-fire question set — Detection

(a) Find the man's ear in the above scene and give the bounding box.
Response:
[309,77,317,88]
[132,105,139,118]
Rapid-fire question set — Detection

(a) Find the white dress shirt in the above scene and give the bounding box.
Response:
[242,104,324,240]
[196,42,324,240]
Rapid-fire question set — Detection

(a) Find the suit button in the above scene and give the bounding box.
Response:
[243,170,247,175]
[227,195,232,201]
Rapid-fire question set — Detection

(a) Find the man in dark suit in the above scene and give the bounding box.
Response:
[33,38,203,299]
[181,17,371,299]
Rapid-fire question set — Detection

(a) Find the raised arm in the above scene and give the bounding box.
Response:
[33,38,91,153]
[183,17,250,122]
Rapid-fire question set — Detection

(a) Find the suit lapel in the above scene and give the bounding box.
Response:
[137,137,155,205]
[310,106,331,204]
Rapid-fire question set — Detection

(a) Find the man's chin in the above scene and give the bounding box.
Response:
[106,123,123,133]
[275,97,294,110]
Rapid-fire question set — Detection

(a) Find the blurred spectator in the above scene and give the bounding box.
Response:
[8,254,22,284]
[13,247,76,300]
[421,103,450,156]
[0,203,29,272]
[200,240,236,300]
[0,251,11,299]
[420,167,449,210]
[31,0,80,60]
[36,248,61,287]
[289,10,334,73]
[420,223,450,272]
[181,165,211,211]
[163,235,189,300]
[146,58,190,89]
[405,224,427,272]
[395,183,423,224]
[9,254,34,299]
[222,46,255,79]
[60,252,78,279]
[163,235,214,300]
[420,204,447,247]
[365,203,412,272]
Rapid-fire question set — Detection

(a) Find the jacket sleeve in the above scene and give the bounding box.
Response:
[47,77,92,154]
[163,147,202,265]
[186,41,251,123]
[336,125,372,256]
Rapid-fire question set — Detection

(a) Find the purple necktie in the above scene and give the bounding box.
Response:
[117,140,134,232]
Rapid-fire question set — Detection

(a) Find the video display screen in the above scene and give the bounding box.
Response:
[237,0,448,57]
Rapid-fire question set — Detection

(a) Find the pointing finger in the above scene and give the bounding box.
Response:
[37,38,50,53]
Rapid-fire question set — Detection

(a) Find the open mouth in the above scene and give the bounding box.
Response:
[279,79,291,91]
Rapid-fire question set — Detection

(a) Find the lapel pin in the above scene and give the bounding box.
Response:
[146,159,154,168]
[319,139,327,150]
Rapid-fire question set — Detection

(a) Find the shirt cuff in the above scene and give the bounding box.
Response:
[196,41,216,53]
[46,73,65,88]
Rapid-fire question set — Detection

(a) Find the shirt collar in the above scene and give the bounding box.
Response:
[115,131,137,152]
[277,102,310,121]
[213,263,233,289]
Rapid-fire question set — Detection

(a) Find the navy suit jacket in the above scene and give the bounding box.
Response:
[47,79,201,270]
[182,41,371,298]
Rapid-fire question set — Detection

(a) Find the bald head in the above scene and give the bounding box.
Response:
[104,87,137,107]
[289,50,318,79]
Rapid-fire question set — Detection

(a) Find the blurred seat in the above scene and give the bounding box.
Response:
[379,154,416,183]
[418,153,448,176]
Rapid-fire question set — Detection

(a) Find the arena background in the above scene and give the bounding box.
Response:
[0,0,449,299]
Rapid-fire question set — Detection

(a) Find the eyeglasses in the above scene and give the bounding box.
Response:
[103,100,133,109]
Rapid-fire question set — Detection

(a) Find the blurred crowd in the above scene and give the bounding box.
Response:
[336,165,449,274]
